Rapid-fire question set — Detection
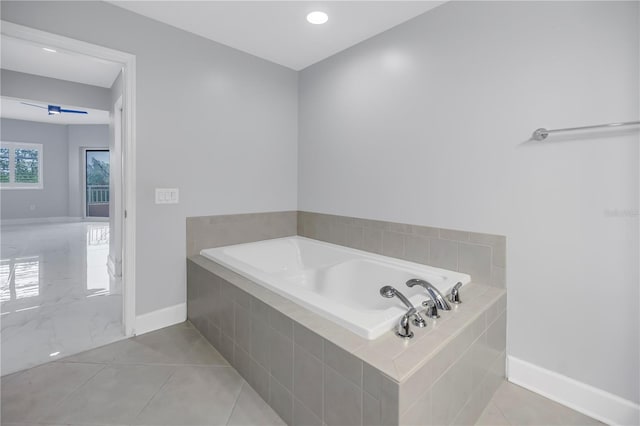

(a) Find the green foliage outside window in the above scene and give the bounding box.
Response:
[15,149,39,183]
[86,157,109,185]
[0,148,9,183]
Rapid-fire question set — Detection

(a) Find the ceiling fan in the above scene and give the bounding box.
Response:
[21,102,87,116]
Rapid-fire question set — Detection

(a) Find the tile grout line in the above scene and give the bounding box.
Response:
[223,377,246,425]
[488,389,513,426]
[130,365,178,422]
[33,362,109,424]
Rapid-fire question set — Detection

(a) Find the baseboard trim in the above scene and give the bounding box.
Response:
[507,356,639,426]
[1,216,83,225]
[135,303,186,336]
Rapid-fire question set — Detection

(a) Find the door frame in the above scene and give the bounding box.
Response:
[1,21,138,336]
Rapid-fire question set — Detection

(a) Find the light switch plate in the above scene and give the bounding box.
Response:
[155,188,179,204]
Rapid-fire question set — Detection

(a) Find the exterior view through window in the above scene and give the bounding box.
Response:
[0,142,43,189]
[86,149,110,217]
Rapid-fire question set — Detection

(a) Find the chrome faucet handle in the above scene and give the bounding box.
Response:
[412,312,427,328]
[380,285,426,338]
[397,314,414,339]
[422,299,440,318]
[449,282,462,304]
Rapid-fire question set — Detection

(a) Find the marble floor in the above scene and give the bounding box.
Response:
[1,221,124,375]
[1,322,603,426]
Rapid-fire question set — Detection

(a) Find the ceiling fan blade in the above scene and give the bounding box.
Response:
[59,109,88,115]
[21,102,48,109]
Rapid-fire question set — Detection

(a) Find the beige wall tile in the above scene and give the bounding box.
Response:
[429,238,458,271]
[380,375,400,426]
[383,231,405,258]
[269,376,293,426]
[324,366,362,426]
[251,317,271,370]
[364,391,382,426]
[346,225,364,250]
[404,234,429,264]
[293,324,323,360]
[363,227,384,254]
[363,363,383,400]
[399,389,431,426]
[186,211,297,256]
[324,341,363,387]
[410,224,439,238]
[440,228,470,241]
[458,243,492,285]
[269,308,293,338]
[329,221,348,246]
[270,331,294,391]
[487,312,507,353]
[293,397,322,426]
[293,344,324,419]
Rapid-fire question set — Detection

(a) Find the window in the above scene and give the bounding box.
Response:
[0,142,43,189]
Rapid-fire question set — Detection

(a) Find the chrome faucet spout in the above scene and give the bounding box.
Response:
[406,279,451,311]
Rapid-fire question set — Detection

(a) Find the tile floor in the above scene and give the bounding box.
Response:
[1,322,603,426]
[1,322,285,426]
[1,222,124,375]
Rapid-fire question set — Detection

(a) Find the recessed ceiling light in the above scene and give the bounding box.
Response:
[42,47,57,53]
[307,11,328,25]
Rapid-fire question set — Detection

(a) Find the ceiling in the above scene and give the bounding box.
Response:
[1,36,122,88]
[1,97,110,125]
[108,1,446,70]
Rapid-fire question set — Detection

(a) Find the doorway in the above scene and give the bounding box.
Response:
[0,20,137,374]
[85,149,110,218]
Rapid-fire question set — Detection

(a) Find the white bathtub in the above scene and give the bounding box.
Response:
[200,236,471,340]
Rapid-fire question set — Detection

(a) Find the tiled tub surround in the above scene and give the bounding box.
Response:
[297,211,506,289]
[187,256,506,426]
[186,211,298,257]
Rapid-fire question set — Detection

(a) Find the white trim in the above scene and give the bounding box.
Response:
[135,303,187,336]
[107,254,122,279]
[0,216,83,226]
[1,21,137,338]
[507,356,640,426]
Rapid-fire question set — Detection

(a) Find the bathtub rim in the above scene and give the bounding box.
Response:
[199,235,472,340]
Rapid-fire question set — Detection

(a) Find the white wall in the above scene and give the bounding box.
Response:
[67,124,109,217]
[1,1,298,316]
[1,118,69,219]
[298,1,639,404]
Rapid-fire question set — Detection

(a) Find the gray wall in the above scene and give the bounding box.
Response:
[1,118,69,219]
[67,124,110,217]
[0,118,109,220]
[1,1,299,316]
[1,69,111,110]
[298,1,638,403]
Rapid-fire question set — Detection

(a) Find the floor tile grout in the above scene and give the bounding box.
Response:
[130,365,179,424]
[33,363,109,425]
[224,380,246,425]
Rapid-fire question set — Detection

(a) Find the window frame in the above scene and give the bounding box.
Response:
[0,141,44,190]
